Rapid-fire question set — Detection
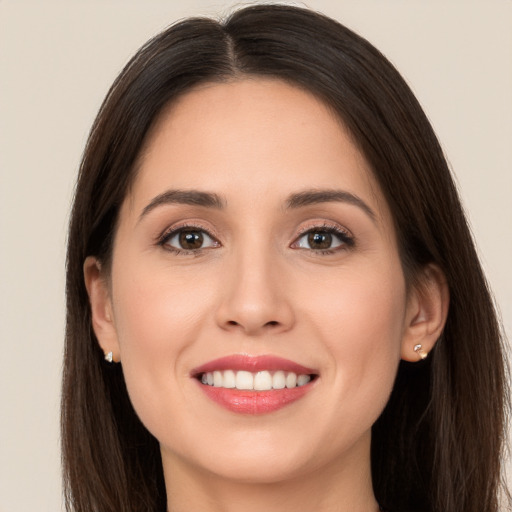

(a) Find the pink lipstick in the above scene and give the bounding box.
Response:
[191,355,318,414]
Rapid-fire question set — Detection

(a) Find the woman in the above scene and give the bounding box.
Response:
[61,4,509,512]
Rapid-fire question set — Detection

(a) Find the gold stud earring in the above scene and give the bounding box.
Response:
[104,351,114,363]
[413,344,428,360]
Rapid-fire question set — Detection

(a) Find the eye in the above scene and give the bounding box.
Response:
[160,227,219,252]
[293,226,354,252]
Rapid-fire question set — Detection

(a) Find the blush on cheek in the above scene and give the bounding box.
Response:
[314,268,405,412]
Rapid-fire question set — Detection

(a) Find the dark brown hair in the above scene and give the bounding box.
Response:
[62,4,509,512]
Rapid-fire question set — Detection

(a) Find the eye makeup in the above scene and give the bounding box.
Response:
[291,221,355,255]
[156,222,221,256]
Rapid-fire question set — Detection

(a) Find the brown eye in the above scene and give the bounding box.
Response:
[307,232,332,249]
[179,230,204,249]
[162,228,218,252]
[293,227,353,252]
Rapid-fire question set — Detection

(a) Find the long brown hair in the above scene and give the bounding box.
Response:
[62,5,509,512]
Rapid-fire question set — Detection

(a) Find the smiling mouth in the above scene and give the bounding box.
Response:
[191,354,318,413]
[197,370,315,391]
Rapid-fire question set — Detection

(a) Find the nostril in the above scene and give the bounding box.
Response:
[220,315,290,334]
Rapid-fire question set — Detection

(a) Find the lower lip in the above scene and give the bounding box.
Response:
[197,382,314,414]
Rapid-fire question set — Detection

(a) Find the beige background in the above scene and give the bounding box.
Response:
[0,1,511,510]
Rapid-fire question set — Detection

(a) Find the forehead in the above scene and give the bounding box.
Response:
[127,78,388,221]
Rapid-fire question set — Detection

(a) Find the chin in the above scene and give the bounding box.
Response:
[161,428,316,485]
[200,452,310,485]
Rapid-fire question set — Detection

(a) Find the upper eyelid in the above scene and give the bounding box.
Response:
[157,222,221,244]
[157,226,220,256]
[294,221,353,237]
[291,222,355,249]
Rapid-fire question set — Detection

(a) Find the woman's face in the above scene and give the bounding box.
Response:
[95,79,417,484]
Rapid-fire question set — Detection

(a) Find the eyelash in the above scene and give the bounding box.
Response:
[156,222,354,256]
[292,222,355,255]
[157,223,220,256]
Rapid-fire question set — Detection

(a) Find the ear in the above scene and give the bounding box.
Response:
[83,256,120,362]
[401,264,450,362]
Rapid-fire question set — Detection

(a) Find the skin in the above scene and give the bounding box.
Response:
[85,78,448,512]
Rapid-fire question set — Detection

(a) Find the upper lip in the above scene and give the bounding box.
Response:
[191,354,317,376]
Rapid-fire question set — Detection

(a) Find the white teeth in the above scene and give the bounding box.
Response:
[297,374,311,386]
[201,370,313,390]
[235,370,254,390]
[254,371,272,391]
[213,371,223,387]
[272,371,286,389]
[285,372,297,388]
[223,369,236,388]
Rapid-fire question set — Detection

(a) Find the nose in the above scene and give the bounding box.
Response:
[215,249,295,336]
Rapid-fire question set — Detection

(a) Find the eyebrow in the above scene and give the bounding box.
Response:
[138,187,376,223]
[285,189,376,222]
[139,189,225,222]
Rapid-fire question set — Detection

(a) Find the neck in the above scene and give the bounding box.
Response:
[162,436,379,512]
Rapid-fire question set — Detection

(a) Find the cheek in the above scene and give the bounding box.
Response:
[109,261,216,416]
[306,263,406,421]
[112,258,216,348]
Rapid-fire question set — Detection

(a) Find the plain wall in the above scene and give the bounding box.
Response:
[0,1,510,510]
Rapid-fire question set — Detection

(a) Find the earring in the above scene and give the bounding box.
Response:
[104,351,113,363]
[413,344,428,360]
